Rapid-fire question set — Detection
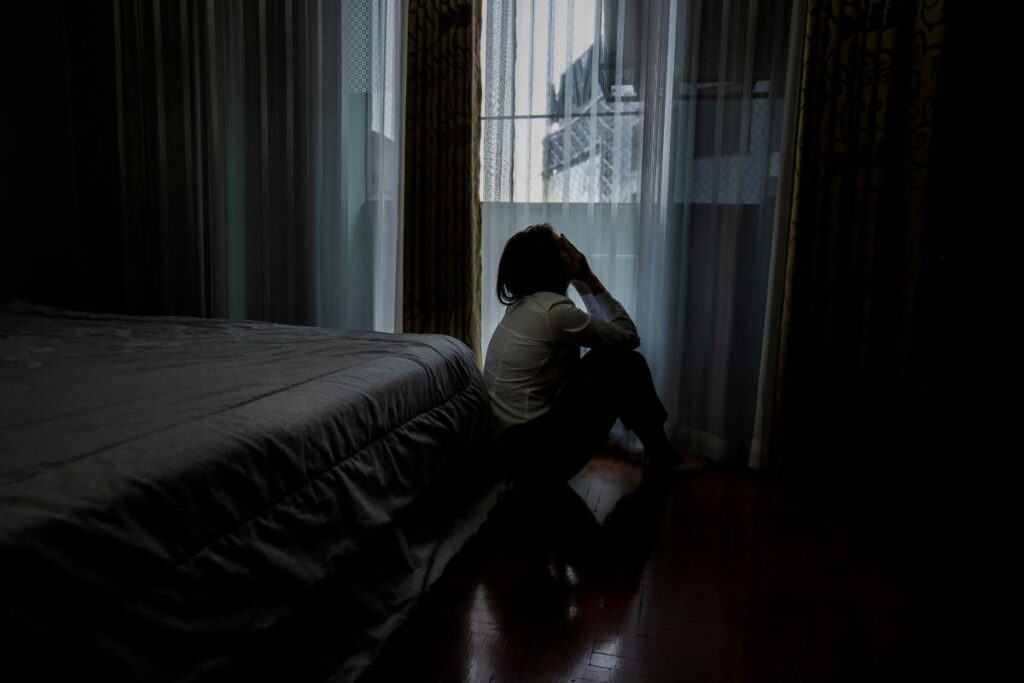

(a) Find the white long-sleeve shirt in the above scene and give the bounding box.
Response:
[483,289,640,433]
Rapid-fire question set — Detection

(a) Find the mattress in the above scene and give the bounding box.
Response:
[0,303,497,680]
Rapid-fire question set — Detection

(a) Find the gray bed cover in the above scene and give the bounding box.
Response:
[0,304,495,680]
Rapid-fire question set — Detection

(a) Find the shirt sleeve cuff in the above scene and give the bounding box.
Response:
[581,292,604,318]
[595,290,618,310]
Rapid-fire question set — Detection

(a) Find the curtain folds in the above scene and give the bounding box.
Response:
[113,0,405,330]
[480,0,801,463]
[765,0,947,479]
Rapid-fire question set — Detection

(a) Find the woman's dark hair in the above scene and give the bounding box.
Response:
[496,223,568,305]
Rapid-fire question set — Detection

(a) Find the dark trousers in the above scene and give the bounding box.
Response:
[498,348,669,483]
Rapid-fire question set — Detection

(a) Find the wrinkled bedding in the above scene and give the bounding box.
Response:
[0,304,496,681]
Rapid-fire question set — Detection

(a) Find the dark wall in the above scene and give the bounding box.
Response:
[1,2,122,311]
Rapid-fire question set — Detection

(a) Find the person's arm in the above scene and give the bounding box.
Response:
[547,296,639,350]
[573,273,640,331]
[554,234,639,348]
[573,273,607,321]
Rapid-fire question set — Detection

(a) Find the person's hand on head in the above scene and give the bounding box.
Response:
[559,234,591,281]
[560,233,607,295]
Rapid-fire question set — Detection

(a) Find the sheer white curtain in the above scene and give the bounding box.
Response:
[481,0,802,465]
[112,0,404,331]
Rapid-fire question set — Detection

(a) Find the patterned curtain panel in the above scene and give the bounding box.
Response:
[403,0,482,359]
[768,0,946,477]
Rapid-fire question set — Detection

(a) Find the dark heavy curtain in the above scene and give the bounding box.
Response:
[768,0,947,481]
[403,0,482,358]
[764,4,1016,669]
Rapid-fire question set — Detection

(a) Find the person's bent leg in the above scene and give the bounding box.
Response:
[568,348,668,450]
[570,349,704,473]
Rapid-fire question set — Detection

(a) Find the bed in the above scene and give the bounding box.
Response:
[0,302,500,681]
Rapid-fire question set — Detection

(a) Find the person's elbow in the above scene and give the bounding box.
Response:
[619,331,641,351]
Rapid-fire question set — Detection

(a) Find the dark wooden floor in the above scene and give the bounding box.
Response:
[360,454,991,682]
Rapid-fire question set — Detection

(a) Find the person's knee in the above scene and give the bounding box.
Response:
[618,349,649,371]
[585,348,649,375]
